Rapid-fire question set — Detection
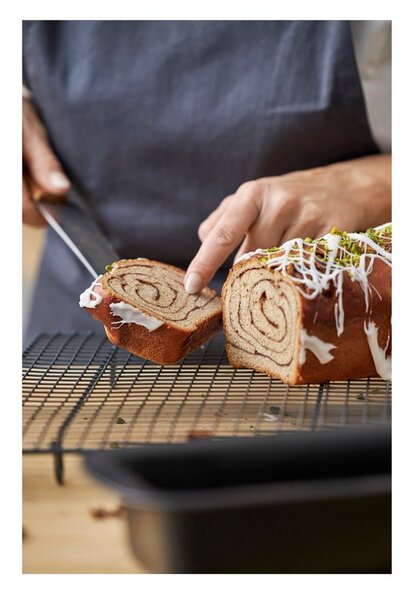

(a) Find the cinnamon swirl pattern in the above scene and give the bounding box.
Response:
[223,260,300,383]
[105,259,220,327]
[222,225,392,384]
[80,259,222,365]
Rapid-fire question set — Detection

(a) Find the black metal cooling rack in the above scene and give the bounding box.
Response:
[23,332,391,482]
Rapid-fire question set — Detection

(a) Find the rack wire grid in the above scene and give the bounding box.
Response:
[23,332,391,482]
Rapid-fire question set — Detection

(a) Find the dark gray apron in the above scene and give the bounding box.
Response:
[23,21,378,342]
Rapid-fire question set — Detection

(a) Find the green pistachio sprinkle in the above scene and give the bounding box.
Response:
[105,262,118,273]
[330,226,344,236]
[257,224,391,270]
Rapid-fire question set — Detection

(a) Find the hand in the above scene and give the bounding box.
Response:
[184,154,391,293]
[23,97,70,226]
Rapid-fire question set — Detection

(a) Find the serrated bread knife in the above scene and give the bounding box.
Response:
[36,186,121,279]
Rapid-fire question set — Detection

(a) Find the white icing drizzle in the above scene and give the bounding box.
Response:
[299,330,337,365]
[235,249,265,264]
[364,320,391,380]
[244,224,391,338]
[79,267,164,332]
[110,302,164,331]
[79,277,103,308]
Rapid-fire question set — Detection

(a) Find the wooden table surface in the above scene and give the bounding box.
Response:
[23,230,142,573]
[23,454,146,574]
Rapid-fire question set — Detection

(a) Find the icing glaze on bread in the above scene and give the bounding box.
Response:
[80,259,222,365]
[223,224,391,384]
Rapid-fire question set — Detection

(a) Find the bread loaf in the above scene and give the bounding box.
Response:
[80,259,222,364]
[222,224,392,384]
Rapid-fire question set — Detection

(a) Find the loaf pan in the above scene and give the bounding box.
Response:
[84,424,391,573]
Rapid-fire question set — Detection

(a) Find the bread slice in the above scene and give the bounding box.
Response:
[222,225,392,384]
[80,259,222,364]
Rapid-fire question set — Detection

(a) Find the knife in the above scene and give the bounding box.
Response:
[35,186,121,280]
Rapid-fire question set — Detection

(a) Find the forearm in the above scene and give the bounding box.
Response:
[319,154,391,229]
[186,153,392,293]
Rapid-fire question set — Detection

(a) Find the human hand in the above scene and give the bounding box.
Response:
[23,97,70,226]
[184,154,391,293]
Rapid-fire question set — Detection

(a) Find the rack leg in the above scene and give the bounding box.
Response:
[311,382,327,431]
[51,443,64,485]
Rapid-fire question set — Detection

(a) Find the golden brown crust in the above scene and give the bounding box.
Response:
[222,256,391,384]
[83,260,223,365]
[295,258,391,383]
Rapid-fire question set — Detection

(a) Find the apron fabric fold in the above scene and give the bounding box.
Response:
[23,20,378,341]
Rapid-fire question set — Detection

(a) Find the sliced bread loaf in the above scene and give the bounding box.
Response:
[80,259,222,364]
[222,225,392,384]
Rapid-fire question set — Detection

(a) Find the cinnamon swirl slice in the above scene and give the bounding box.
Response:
[80,259,222,364]
[222,225,392,384]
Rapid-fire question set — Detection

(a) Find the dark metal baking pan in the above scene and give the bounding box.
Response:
[84,424,391,574]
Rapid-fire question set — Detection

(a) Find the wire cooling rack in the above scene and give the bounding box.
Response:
[23,332,391,482]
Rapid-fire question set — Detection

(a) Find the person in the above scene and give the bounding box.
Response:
[23,20,391,342]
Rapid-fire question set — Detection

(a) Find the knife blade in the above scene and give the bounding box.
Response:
[36,186,121,279]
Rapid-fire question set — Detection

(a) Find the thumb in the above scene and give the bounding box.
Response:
[23,103,70,196]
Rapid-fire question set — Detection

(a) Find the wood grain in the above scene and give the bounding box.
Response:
[23,455,146,573]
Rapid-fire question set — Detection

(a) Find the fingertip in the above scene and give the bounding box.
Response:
[30,168,71,197]
[184,272,204,295]
[48,171,70,192]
